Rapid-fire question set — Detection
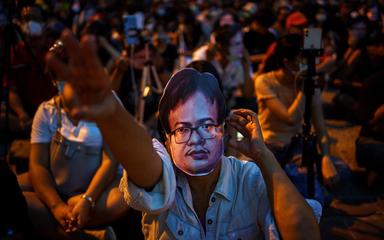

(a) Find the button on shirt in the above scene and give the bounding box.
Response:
[119,139,279,239]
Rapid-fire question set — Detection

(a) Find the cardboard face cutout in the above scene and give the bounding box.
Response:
[159,68,225,176]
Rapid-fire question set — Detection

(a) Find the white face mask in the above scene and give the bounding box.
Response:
[170,137,224,177]
[22,21,44,36]
[315,13,327,23]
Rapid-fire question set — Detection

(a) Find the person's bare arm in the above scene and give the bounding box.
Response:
[45,30,162,189]
[264,90,305,125]
[249,53,265,63]
[29,143,72,228]
[228,109,320,240]
[69,145,118,228]
[9,90,31,128]
[370,104,384,125]
[311,89,329,155]
[85,145,117,202]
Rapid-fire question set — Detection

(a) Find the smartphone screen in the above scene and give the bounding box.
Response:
[303,28,322,50]
[236,132,244,142]
[123,15,139,45]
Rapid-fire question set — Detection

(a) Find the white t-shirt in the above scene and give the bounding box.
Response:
[31,97,102,147]
[255,72,303,145]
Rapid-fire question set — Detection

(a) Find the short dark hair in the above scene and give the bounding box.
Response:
[214,23,242,52]
[206,23,242,61]
[213,9,239,30]
[264,34,302,72]
[186,60,223,92]
[158,68,226,134]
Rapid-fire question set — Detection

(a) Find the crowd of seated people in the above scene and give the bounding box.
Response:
[1,0,383,239]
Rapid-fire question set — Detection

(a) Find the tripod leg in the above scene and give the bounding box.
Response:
[135,66,149,124]
[150,66,163,94]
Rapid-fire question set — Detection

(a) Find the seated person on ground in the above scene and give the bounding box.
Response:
[45,29,321,239]
[18,55,129,239]
[255,34,340,191]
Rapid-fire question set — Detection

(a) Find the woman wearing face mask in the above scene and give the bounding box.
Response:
[255,34,340,195]
[17,43,130,239]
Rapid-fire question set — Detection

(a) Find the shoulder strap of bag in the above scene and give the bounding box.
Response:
[53,96,62,130]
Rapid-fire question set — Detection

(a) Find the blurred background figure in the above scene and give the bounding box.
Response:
[193,23,251,109]
[1,5,57,139]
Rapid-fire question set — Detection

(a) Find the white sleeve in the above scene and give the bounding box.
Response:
[119,138,176,214]
[305,199,322,223]
[255,74,277,102]
[30,102,54,144]
[192,45,207,61]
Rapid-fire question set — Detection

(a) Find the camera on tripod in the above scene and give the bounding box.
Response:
[300,28,324,198]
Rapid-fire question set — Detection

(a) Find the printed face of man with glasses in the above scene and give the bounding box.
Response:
[159,69,226,177]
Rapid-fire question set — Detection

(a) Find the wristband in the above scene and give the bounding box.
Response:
[81,194,96,208]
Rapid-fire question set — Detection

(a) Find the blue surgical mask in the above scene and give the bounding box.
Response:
[22,21,43,36]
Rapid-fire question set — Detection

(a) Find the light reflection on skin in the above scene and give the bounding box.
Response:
[168,92,224,175]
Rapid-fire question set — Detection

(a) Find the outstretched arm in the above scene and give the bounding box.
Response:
[227,109,320,240]
[45,30,162,189]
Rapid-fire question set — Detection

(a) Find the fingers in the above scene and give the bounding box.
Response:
[227,119,251,138]
[230,109,258,123]
[69,91,116,121]
[228,112,249,126]
[79,35,103,71]
[46,52,72,82]
[64,217,78,233]
[229,109,264,140]
[77,215,85,229]
[64,210,79,232]
[61,29,83,67]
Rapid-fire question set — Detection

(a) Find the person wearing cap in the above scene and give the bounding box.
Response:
[46,30,321,239]
[285,11,309,35]
[257,11,308,75]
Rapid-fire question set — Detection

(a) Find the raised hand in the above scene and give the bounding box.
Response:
[226,109,269,163]
[46,29,117,121]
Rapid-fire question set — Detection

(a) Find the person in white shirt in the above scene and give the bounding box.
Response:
[192,24,246,101]
[255,34,339,188]
[45,29,321,239]
[19,80,128,239]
